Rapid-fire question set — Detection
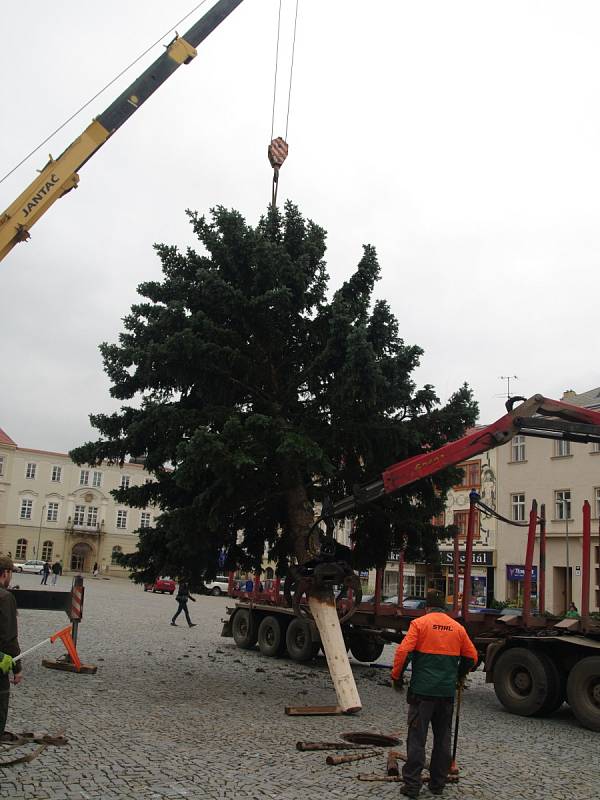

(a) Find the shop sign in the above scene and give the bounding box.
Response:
[439,550,494,566]
[358,570,369,579]
[506,564,538,581]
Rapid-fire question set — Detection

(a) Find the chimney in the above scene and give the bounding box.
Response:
[562,389,577,400]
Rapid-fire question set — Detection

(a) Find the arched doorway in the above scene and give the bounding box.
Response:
[71,541,94,572]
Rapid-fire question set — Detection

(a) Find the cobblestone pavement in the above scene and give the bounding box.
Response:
[1,574,597,800]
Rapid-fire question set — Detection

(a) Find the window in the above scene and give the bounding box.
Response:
[120,475,130,490]
[555,490,571,520]
[51,465,62,482]
[452,510,480,542]
[140,511,151,528]
[87,506,98,527]
[25,462,37,479]
[0,456,4,476]
[15,538,27,559]
[511,435,525,462]
[41,540,53,561]
[47,502,59,522]
[79,469,90,486]
[403,575,426,597]
[595,487,600,519]
[20,499,33,520]
[73,505,86,525]
[116,510,128,529]
[432,511,446,527]
[511,493,526,522]
[111,545,123,565]
[554,439,571,457]
[455,460,480,489]
[92,471,102,488]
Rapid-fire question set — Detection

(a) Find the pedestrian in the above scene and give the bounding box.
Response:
[0,556,23,741]
[566,601,579,618]
[92,562,99,578]
[40,561,51,585]
[171,580,196,627]
[51,560,61,586]
[391,589,478,797]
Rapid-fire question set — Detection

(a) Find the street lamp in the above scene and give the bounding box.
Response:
[36,503,46,559]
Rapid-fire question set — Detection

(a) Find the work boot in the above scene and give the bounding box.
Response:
[170,621,177,626]
[188,623,196,627]
[400,786,419,798]
[429,789,444,796]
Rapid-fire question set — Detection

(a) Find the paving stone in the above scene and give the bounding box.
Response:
[0,572,597,799]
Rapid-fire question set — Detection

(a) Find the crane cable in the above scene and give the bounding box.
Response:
[268,0,299,207]
[0,0,212,187]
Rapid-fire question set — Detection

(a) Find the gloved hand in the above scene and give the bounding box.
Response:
[392,677,404,693]
[0,653,14,675]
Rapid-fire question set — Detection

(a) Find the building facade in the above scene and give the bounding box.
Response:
[0,426,155,576]
[495,388,600,614]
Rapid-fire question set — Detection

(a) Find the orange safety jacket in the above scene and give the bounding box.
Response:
[391,610,478,697]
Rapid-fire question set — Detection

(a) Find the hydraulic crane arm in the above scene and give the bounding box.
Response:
[0,0,244,262]
[331,394,600,518]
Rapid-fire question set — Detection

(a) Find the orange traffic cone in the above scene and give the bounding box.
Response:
[49,625,82,670]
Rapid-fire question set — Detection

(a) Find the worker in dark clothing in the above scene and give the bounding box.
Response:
[0,556,23,740]
[171,581,196,627]
[391,589,478,797]
[41,561,51,585]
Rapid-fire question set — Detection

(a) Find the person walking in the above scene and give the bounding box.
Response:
[0,556,23,741]
[40,561,51,585]
[51,560,62,586]
[171,580,196,627]
[391,589,478,797]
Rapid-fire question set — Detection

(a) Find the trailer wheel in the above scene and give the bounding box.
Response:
[258,615,286,657]
[349,634,385,663]
[232,609,258,649]
[566,656,600,732]
[493,647,560,717]
[286,618,319,662]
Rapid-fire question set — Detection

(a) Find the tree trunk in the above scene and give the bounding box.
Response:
[286,482,316,564]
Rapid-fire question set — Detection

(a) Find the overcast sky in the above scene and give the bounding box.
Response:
[2,0,599,454]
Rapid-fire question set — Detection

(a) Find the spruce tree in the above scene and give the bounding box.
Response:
[70,202,478,583]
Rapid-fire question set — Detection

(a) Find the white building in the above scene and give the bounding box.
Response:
[0,426,155,575]
[495,388,600,614]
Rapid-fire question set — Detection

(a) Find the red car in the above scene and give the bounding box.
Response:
[144,577,176,595]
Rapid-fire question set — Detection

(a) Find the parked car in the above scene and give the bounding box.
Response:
[144,577,176,594]
[203,576,230,596]
[382,595,428,609]
[16,559,46,574]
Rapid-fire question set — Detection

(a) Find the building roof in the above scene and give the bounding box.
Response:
[561,387,600,410]
[0,427,17,447]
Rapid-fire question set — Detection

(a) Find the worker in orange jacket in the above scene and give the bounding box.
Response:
[391,589,478,797]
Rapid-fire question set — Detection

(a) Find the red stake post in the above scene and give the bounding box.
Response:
[523,500,538,624]
[397,550,404,611]
[538,504,546,615]
[461,491,478,619]
[581,501,591,618]
[452,525,460,615]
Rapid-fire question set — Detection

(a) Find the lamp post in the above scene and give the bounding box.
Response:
[36,503,46,559]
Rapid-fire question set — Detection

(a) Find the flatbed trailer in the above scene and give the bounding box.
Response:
[222,395,600,729]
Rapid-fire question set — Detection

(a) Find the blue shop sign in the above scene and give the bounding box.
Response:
[506,564,538,581]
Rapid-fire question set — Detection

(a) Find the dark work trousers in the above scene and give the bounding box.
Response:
[403,695,454,794]
[172,601,192,626]
[0,674,10,735]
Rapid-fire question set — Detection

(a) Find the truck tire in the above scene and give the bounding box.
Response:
[566,656,600,732]
[493,647,560,717]
[349,634,385,663]
[232,609,258,649]
[258,615,286,657]
[286,618,319,662]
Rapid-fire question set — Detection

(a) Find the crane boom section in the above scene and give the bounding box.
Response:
[332,394,600,517]
[0,0,244,262]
